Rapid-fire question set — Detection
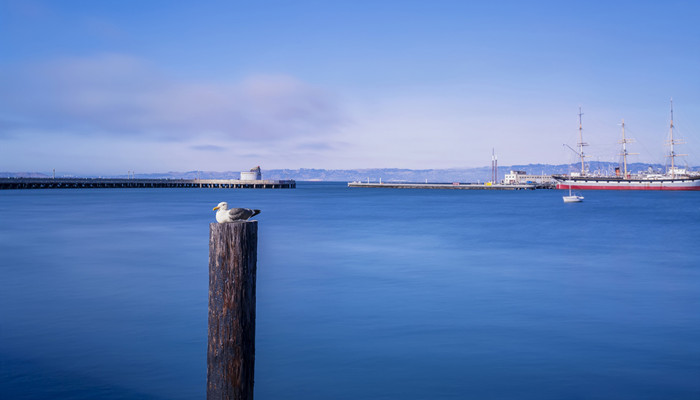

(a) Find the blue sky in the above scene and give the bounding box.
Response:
[1,0,699,174]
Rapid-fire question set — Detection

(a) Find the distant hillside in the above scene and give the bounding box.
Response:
[260,162,672,182]
[0,172,51,178]
[1,162,688,182]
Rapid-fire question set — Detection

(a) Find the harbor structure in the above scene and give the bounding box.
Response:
[504,170,554,185]
[0,177,295,190]
[240,166,262,181]
[348,181,540,190]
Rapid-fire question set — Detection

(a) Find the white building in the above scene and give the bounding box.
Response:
[504,170,553,184]
[240,166,262,181]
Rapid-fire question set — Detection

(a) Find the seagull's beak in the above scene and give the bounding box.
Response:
[213,206,220,211]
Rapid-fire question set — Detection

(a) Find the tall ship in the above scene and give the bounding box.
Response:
[552,101,700,191]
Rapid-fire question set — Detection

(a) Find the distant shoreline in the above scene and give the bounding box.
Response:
[2,162,690,182]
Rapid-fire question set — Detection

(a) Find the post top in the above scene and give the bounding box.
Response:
[210,220,257,226]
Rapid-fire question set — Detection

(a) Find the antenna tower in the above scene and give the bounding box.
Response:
[491,148,498,183]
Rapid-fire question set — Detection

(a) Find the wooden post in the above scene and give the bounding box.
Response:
[208,221,258,400]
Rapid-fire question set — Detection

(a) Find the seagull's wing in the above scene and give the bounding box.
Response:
[227,208,253,221]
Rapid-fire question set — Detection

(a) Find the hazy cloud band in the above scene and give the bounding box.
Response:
[0,53,345,142]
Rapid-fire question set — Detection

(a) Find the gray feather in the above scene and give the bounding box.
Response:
[227,208,259,221]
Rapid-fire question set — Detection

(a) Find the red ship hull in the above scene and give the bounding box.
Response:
[556,183,700,191]
[553,175,700,191]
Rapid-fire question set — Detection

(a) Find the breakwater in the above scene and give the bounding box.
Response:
[0,177,295,190]
[348,182,553,190]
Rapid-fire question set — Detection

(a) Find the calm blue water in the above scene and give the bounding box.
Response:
[1,183,699,399]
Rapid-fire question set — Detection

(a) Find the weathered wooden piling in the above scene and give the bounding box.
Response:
[208,221,258,400]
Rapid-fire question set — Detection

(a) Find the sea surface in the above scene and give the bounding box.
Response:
[1,182,699,399]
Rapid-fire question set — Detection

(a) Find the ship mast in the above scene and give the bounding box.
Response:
[666,98,686,178]
[619,119,637,178]
[577,107,588,175]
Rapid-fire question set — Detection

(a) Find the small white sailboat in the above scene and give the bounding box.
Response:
[563,185,584,203]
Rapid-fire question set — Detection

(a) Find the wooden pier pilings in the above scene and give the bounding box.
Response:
[0,178,295,190]
[208,221,258,400]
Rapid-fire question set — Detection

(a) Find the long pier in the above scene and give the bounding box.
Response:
[0,178,295,190]
[348,182,549,190]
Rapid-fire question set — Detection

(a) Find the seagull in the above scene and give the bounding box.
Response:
[213,202,261,223]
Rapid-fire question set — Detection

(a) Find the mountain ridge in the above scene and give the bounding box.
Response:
[3,162,692,182]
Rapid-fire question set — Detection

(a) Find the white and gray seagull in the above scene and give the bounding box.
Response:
[213,202,261,223]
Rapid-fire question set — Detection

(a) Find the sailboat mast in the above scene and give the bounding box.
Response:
[669,99,676,178]
[577,107,587,175]
[665,98,687,178]
[621,119,628,176]
[619,118,638,178]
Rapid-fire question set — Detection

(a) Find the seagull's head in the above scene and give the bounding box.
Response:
[213,201,228,211]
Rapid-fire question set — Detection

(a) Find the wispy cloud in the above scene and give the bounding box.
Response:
[294,141,340,151]
[0,53,346,142]
[190,144,227,152]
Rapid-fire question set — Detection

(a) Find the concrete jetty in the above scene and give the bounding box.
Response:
[0,177,295,190]
[348,182,548,190]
